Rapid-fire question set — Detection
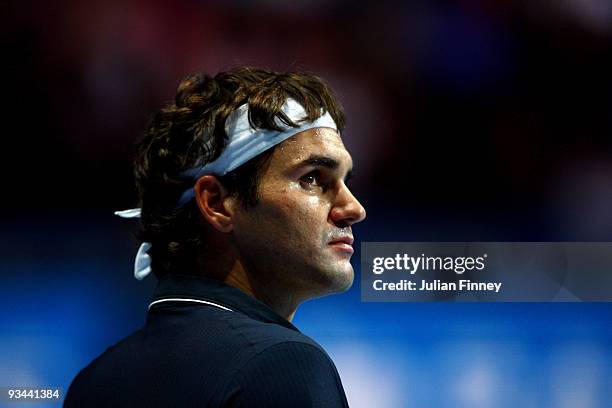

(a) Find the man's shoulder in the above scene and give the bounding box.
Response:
[66,306,323,385]
[180,307,348,405]
[220,340,348,407]
[65,305,343,407]
[64,328,147,406]
[232,340,338,379]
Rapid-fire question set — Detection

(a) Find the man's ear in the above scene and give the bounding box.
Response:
[194,175,236,233]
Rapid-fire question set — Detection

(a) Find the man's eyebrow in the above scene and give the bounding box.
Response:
[295,154,354,180]
[298,155,340,170]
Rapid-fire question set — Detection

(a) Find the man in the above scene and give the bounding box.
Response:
[65,67,366,407]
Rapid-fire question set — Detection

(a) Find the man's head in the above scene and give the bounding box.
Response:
[135,67,365,299]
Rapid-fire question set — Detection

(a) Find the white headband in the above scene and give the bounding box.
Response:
[116,98,337,280]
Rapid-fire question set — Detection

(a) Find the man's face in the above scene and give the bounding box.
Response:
[230,128,366,299]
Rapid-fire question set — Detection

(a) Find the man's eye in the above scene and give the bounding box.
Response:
[299,172,323,190]
[301,174,317,184]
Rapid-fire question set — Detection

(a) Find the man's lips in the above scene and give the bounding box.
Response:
[328,236,354,253]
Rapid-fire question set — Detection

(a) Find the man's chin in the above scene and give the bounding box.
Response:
[321,264,354,294]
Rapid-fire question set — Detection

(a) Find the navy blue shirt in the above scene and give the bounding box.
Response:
[65,274,349,407]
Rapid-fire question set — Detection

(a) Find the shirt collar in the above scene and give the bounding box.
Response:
[150,274,300,332]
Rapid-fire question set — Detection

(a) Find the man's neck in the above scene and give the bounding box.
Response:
[223,262,299,322]
[199,252,300,322]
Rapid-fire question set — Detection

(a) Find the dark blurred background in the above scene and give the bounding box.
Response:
[2,0,611,407]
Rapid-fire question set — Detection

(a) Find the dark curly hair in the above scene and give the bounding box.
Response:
[134,67,345,278]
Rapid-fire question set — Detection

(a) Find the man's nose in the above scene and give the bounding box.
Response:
[330,183,367,227]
